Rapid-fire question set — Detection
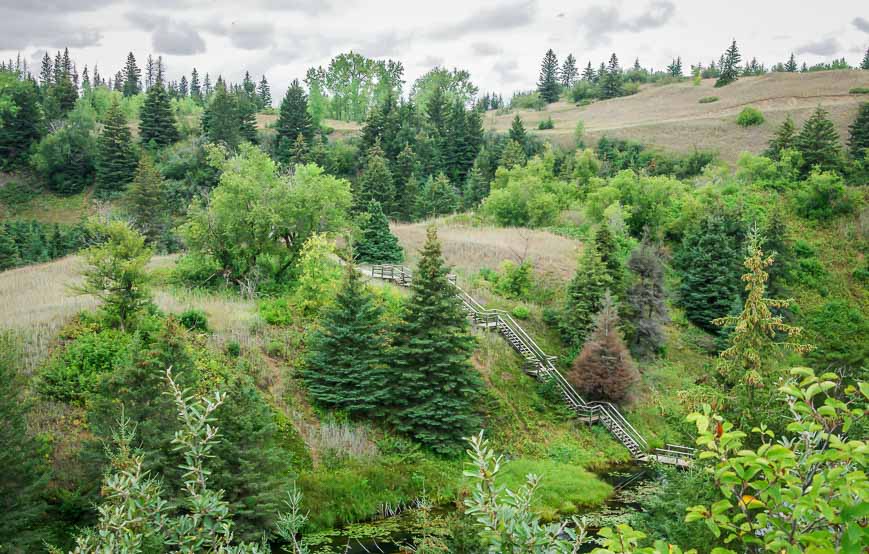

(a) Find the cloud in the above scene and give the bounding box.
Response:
[795,37,840,56]
[428,0,536,40]
[420,55,444,68]
[492,58,521,83]
[127,12,207,55]
[259,0,332,14]
[355,31,413,58]
[471,42,501,57]
[576,1,675,47]
[202,19,276,50]
[853,17,869,34]
[6,0,118,12]
[0,9,102,49]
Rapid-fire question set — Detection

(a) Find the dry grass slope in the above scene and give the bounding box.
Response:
[486,70,869,163]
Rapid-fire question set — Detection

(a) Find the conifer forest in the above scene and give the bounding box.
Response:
[0,2,868,552]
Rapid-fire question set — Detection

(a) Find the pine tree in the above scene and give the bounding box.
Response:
[862,48,869,70]
[178,75,188,97]
[601,53,624,99]
[390,226,481,454]
[122,52,141,97]
[125,155,168,246]
[784,53,798,72]
[96,98,139,195]
[0,334,50,551]
[560,54,578,87]
[145,54,155,90]
[625,240,668,358]
[560,243,611,348]
[190,68,201,103]
[795,106,842,174]
[582,61,595,81]
[139,71,179,148]
[202,81,240,149]
[594,225,623,294]
[290,133,309,165]
[567,292,639,403]
[274,79,314,164]
[0,77,43,170]
[303,264,393,418]
[0,225,21,270]
[764,115,797,160]
[355,200,404,264]
[415,173,459,219]
[847,102,869,161]
[715,40,741,87]
[537,49,560,103]
[357,141,395,213]
[39,52,52,86]
[508,114,527,145]
[257,75,272,109]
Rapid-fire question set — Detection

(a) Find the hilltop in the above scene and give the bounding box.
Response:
[486,70,869,163]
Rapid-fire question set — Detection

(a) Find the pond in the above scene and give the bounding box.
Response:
[277,463,656,553]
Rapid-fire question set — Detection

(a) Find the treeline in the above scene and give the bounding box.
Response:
[0,220,90,270]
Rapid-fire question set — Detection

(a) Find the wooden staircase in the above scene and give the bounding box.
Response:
[369,264,695,467]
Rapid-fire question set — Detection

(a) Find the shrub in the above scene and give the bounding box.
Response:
[495,260,533,299]
[178,308,208,332]
[537,117,554,130]
[736,106,764,127]
[849,87,869,94]
[38,329,132,403]
[511,305,530,319]
[225,340,241,357]
[698,96,718,104]
[794,170,857,220]
[510,91,546,110]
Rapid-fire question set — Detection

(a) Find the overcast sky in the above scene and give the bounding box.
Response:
[1,0,867,100]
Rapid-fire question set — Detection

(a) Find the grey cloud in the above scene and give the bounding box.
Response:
[853,17,869,34]
[576,1,675,47]
[127,12,207,55]
[202,20,275,50]
[259,0,332,14]
[795,37,840,56]
[420,55,444,68]
[355,31,412,58]
[493,59,521,83]
[428,0,536,40]
[0,9,102,49]
[5,0,117,12]
[471,42,501,57]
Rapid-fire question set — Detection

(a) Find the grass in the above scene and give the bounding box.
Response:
[850,87,869,94]
[0,185,94,224]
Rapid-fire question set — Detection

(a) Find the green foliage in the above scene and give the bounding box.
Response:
[560,243,611,348]
[511,305,531,319]
[139,79,179,148]
[804,299,869,372]
[201,81,245,150]
[509,91,546,110]
[275,79,314,164]
[32,101,97,194]
[390,227,482,455]
[714,40,741,87]
[291,234,344,317]
[697,96,718,104]
[354,200,404,264]
[95,98,138,196]
[794,169,857,221]
[795,105,842,174]
[848,102,869,160]
[494,260,533,299]
[765,115,797,160]
[0,219,89,269]
[849,86,869,94]
[416,173,459,219]
[625,240,668,359]
[124,155,170,247]
[356,141,395,213]
[0,71,43,170]
[179,308,208,331]
[537,117,555,130]
[735,106,764,127]
[538,49,561,104]
[410,66,477,114]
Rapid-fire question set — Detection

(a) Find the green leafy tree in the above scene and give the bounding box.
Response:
[275,79,314,164]
[848,101,869,160]
[96,98,138,195]
[390,226,481,454]
[415,173,459,219]
[356,140,395,213]
[560,243,611,348]
[0,72,43,170]
[795,105,842,173]
[125,155,169,246]
[763,115,796,160]
[410,66,477,113]
[32,101,97,194]
[537,49,560,103]
[354,200,404,264]
[601,53,624,99]
[715,40,741,87]
[139,77,179,147]
[303,265,392,417]
[72,220,152,331]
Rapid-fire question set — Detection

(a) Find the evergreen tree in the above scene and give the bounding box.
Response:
[560,243,611,348]
[847,102,869,161]
[274,79,314,164]
[390,226,481,454]
[601,53,624,99]
[795,105,842,174]
[508,114,527,145]
[0,77,42,170]
[81,64,90,93]
[242,71,256,99]
[96,98,138,194]
[202,81,240,149]
[675,210,745,334]
[355,200,404,264]
[237,93,258,144]
[139,72,179,147]
[415,173,459,219]
[357,141,395,213]
[394,144,418,220]
[0,225,21,270]
[499,139,527,169]
[125,155,168,246]
[715,40,741,87]
[303,264,393,417]
[862,47,869,70]
[257,75,272,109]
[567,292,639,403]
[582,61,595,81]
[92,64,101,87]
[537,49,560,103]
[462,160,489,207]
[190,68,201,103]
[764,115,797,160]
[784,53,798,72]
[39,52,52,86]
[625,240,668,358]
[203,73,212,98]
[145,54,155,90]
[594,225,623,294]
[178,75,188,97]
[560,54,578,87]
[290,133,309,165]
[0,333,50,551]
[122,52,141,97]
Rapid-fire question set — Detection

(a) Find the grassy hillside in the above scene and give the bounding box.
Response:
[486,70,869,163]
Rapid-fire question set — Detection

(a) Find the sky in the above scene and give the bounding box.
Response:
[0,0,867,100]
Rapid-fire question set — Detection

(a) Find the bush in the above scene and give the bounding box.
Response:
[509,91,546,110]
[537,117,554,130]
[511,305,530,319]
[179,308,208,332]
[698,96,718,104]
[849,87,869,95]
[225,340,241,357]
[736,106,765,127]
[495,260,533,299]
[794,170,857,220]
[38,329,132,403]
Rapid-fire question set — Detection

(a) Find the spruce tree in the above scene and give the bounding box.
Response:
[201,81,240,149]
[560,243,611,348]
[847,102,869,161]
[0,333,50,551]
[257,75,272,109]
[567,292,639,403]
[390,226,481,455]
[178,75,188,97]
[784,53,798,72]
[0,225,21,270]
[96,98,138,194]
[715,40,741,87]
[582,61,595,81]
[795,106,842,174]
[499,139,527,169]
[508,114,527,145]
[355,200,404,264]
[594,225,623,294]
[39,52,52,86]
[190,68,201,103]
[862,47,869,70]
[415,173,458,219]
[290,133,309,165]
[625,240,668,359]
[560,54,578,87]
[122,52,141,97]
[125,155,168,246]
[274,79,314,164]
[0,77,42,170]
[139,74,179,147]
[303,265,393,418]
[537,49,560,103]
[764,115,797,160]
[237,93,258,144]
[394,144,418,220]
[601,53,624,99]
[462,160,489,207]
[357,141,395,213]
